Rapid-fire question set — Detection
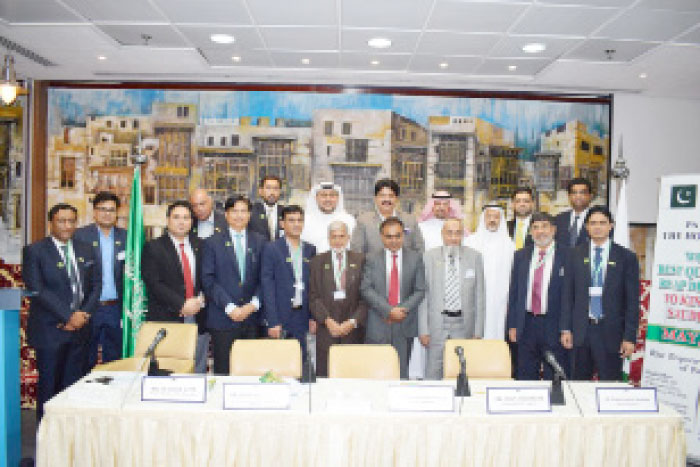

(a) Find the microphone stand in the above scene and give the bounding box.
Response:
[455,347,470,398]
[550,373,565,405]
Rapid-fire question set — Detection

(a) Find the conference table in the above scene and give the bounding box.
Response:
[37,372,685,467]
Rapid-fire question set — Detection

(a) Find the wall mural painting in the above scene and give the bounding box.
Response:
[47,88,610,234]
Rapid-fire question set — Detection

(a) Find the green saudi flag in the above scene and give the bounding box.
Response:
[122,165,148,357]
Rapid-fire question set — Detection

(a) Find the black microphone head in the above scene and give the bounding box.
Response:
[544,350,555,365]
[454,345,464,357]
[158,328,167,338]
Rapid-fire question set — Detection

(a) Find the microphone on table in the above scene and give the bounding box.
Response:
[142,328,171,377]
[544,350,566,405]
[301,332,316,384]
[144,328,167,358]
[454,345,470,397]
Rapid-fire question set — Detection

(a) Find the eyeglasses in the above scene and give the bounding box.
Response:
[95,207,117,213]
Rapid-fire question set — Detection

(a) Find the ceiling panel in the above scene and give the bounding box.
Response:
[3,25,117,53]
[474,57,551,75]
[61,0,167,22]
[512,5,619,36]
[95,48,207,73]
[489,35,583,58]
[636,0,700,11]
[342,0,434,29]
[408,55,482,74]
[97,24,189,47]
[270,51,340,68]
[595,7,700,41]
[566,38,659,61]
[416,32,501,56]
[199,48,272,67]
[341,52,411,70]
[260,27,338,51]
[177,26,263,50]
[247,0,336,26]
[428,1,528,33]
[0,0,84,23]
[675,26,700,45]
[341,29,420,53]
[151,0,252,25]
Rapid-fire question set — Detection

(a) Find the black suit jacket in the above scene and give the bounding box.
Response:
[507,218,534,249]
[190,210,227,241]
[561,242,640,352]
[507,244,567,345]
[142,233,206,332]
[73,224,127,302]
[554,210,590,248]
[22,237,101,348]
[249,202,284,241]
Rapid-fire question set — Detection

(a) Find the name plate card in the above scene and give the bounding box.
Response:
[223,383,291,410]
[141,376,207,403]
[596,387,659,413]
[486,387,551,414]
[388,384,454,412]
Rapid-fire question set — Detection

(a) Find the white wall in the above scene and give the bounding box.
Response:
[613,93,700,224]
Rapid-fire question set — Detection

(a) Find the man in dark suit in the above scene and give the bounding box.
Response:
[249,175,284,241]
[189,188,227,239]
[360,217,426,379]
[22,203,101,421]
[201,195,266,374]
[73,191,126,367]
[507,212,569,380]
[309,220,367,377]
[561,206,640,381]
[554,177,593,248]
[142,201,207,368]
[262,205,317,354]
[507,186,535,250]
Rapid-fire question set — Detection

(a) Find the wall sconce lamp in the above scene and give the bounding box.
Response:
[0,55,20,105]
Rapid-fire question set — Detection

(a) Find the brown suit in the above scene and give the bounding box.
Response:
[309,250,368,376]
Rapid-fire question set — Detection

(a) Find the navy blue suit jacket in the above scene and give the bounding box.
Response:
[507,244,568,345]
[561,242,640,352]
[201,229,265,330]
[554,210,590,248]
[22,237,101,348]
[249,202,284,241]
[261,238,316,339]
[73,224,127,301]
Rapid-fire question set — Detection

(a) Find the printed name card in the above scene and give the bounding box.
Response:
[486,387,551,414]
[141,375,207,403]
[596,387,658,413]
[223,383,291,410]
[388,384,454,412]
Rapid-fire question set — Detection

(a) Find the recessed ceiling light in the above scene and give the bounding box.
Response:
[639,72,647,79]
[98,55,107,61]
[508,65,517,71]
[439,62,449,69]
[232,56,241,62]
[301,58,311,65]
[522,42,546,54]
[210,33,235,44]
[370,59,380,66]
[368,37,392,49]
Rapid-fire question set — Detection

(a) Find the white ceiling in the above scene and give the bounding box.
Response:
[1,0,700,98]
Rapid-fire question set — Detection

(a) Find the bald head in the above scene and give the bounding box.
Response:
[189,189,213,221]
[441,217,463,246]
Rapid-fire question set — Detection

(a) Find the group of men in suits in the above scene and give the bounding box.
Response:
[23,173,640,421]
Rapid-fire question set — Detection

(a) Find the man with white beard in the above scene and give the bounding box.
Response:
[464,204,515,340]
[301,182,356,254]
[417,191,468,251]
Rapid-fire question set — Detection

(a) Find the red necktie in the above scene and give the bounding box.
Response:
[388,253,399,306]
[531,249,546,315]
[337,251,346,290]
[179,243,194,299]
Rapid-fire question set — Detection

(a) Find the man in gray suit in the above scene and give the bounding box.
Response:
[351,178,424,254]
[360,217,426,379]
[419,218,485,379]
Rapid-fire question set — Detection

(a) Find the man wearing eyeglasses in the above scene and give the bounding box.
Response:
[74,191,127,367]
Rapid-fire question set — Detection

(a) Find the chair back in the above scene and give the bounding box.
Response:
[230,339,302,378]
[328,344,400,380]
[443,339,512,379]
[133,321,198,361]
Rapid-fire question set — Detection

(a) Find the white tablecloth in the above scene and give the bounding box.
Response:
[37,373,685,467]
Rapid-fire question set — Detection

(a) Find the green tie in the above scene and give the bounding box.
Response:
[234,233,245,281]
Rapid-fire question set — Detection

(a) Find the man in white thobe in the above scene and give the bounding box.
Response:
[301,182,356,254]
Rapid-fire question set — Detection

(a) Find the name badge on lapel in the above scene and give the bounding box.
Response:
[464,269,475,279]
[117,251,126,261]
[334,290,346,301]
[559,267,565,277]
[589,286,603,297]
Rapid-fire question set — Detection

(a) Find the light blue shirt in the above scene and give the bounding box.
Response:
[99,227,118,301]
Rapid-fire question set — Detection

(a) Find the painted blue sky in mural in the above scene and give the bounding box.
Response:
[49,88,610,156]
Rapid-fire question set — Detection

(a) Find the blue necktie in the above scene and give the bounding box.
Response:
[234,234,245,281]
[590,246,603,319]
